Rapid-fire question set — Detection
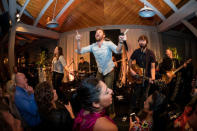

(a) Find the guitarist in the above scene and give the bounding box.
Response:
[159,48,181,103]
[128,35,156,112]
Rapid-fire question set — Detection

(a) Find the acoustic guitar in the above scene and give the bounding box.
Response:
[129,64,166,88]
[161,59,192,84]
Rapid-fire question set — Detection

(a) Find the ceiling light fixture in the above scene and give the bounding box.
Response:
[139,5,155,18]
[46,0,59,28]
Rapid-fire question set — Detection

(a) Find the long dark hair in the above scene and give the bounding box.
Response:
[138,91,166,120]
[75,77,102,113]
[34,82,54,116]
[55,46,63,60]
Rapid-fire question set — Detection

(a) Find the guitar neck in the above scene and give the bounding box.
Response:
[173,65,184,74]
[173,59,192,74]
[141,76,161,84]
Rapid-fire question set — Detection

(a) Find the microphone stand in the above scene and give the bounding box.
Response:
[66,59,74,78]
[68,59,74,68]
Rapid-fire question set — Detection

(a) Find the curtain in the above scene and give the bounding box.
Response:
[121,28,163,62]
[59,31,90,82]
[59,28,162,82]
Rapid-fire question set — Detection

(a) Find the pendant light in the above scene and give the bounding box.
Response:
[46,0,59,28]
[139,4,155,18]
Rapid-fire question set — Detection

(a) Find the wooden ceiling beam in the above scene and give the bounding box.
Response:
[139,0,166,21]
[16,3,34,19]
[18,0,30,19]
[16,23,60,39]
[164,0,197,37]
[33,0,54,26]
[163,0,178,12]
[56,0,75,21]
[182,20,197,37]
[158,0,197,32]
[16,33,37,41]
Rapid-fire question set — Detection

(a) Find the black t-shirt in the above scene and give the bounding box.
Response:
[130,48,156,77]
[159,57,180,74]
[78,61,89,72]
[40,102,73,131]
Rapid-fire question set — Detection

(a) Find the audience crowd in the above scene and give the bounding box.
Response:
[0,68,197,131]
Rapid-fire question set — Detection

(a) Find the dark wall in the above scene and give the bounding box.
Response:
[161,31,197,73]
[16,38,57,65]
[0,12,10,37]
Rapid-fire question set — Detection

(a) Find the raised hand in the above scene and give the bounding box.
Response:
[119,29,128,43]
[75,30,81,41]
[25,84,34,94]
[119,35,125,43]
[64,101,75,119]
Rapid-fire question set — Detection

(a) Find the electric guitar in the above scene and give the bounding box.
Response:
[162,59,192,84]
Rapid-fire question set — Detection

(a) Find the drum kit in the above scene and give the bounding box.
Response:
[67,70,96,82]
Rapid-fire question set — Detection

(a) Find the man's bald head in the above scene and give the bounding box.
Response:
[15,73,27,88]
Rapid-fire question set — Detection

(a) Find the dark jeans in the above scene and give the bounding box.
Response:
[96,69,115,114]
[52,72,64,100]
[96,69,114,89]
[130,80,150,113]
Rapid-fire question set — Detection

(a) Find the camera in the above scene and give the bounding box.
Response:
[130,113,136,122]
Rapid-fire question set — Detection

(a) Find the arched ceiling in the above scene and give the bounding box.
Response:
[14,0,189,32]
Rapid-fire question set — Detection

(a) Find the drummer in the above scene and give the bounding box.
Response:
[78,57,90,78]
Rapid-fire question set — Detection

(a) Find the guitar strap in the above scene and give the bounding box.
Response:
[145,49,149,77]
[144,49,151,98]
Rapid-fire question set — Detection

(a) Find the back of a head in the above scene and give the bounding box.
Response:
[34,82,54,115]
[57,46,63,56]
[150,91,166,112]
[75,77,101,112]
[151,91,167,131]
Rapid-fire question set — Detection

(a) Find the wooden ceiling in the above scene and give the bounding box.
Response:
[14,0,189,33]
